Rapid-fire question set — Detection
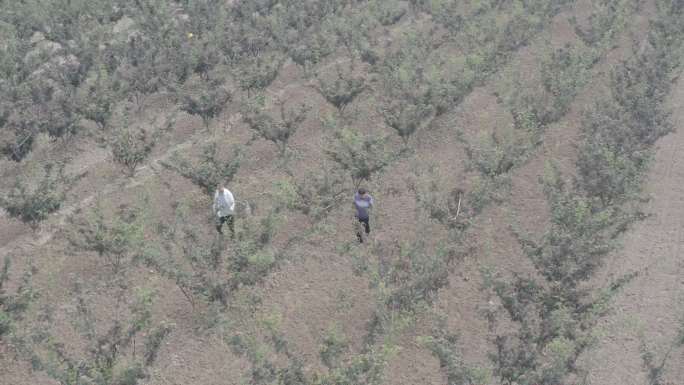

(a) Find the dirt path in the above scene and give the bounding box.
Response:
[580,73,684,385]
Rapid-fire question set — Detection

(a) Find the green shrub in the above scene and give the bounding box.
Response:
[31,285,171,385]
[77,64,116,129]
[110,121,158,176]
[0,256,37,340]
[178,78,231,130]
[369,0,407,26]
[69,200,146,280]
[1,163,69,228]
[242,95,310,156]
[419,326,493,385]
[163,141,243,195]
[320,327,349,369]
[380,97,433,145]
[540,44,593,119]
[316,65,367,113]
[408,163,466,229]
[325,127,392,188]
[314,346,393,385]
[142,203,283,308]
[325,10,379,64]
[383,242,450,313]
[275,165,347,222]
[570,0,637,47]
[235,52,285,96]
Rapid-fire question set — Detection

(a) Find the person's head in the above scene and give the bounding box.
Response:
[358,188,367,196]
[218,184,226,192]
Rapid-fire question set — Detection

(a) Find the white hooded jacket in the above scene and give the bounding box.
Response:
[213,188,235,217]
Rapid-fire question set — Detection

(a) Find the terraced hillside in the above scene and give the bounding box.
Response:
[1,0,683,384]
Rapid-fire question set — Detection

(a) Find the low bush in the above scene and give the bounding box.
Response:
[274,165,347,222]
[77,64,117,130]
[570,0,638,47]
[30,285,171,385]
[178,78,231,130]
[163,141,243,195]
[419,321,493,385]
[69,200,147,284]
[142,202,283,309]
[235,52,285,96]
[242,95,310,156]
[316,65,367,113]
[369,0,407,26]
[320,327,349,370]
[110,121,158,176]
[325,127,393,188]
[540,44,593,120]
[0,256,37,340]
[407,163,466,230]
[1,163,70,228]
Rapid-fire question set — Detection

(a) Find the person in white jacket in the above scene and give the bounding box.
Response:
[213,184,235,236]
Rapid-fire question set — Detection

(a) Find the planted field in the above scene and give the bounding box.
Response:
[1,0,683,384]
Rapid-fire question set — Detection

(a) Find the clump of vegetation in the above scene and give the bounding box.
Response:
[110,123,157,177]
[418,320,493,385]
[178,78,232,130]
[69,200,147,287]
[142,202,283,310]
[489,3,684,381]
[315,64,367,114]
[1,163,70,229]
[319,326,349,370]
[326,127,393,188]
[163,141,243,195]
[408,163,467,230]
[274,165,347,222]
[458,121,541,215]
[30,285,171,385]
[235,52,286,96]
[369,0,407,26]
[242,95,310,156]
[77,64,118,130]
[0,257,37,340]
[570,0,638,47]
[228,315,392,385]
[540,44,593,120]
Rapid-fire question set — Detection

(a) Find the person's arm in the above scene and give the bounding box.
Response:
[368,195,374,209]
[226,190,235,212]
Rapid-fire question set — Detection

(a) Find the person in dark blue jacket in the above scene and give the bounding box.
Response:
[354,188,374,243]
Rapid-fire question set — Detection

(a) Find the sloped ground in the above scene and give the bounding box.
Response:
[1,1,683,384]
[580,73,684,385]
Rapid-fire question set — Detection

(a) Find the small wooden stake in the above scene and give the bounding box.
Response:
[455,192,462,218]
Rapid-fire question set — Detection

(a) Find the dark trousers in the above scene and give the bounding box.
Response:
[357,216,370,242]
[217,215,234,236]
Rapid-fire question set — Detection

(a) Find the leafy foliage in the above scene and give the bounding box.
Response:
[178,78,231,130]
[242,95,310,155]
[235,52,285,95]
[142,203,283,309]
[110,123,157,177]
[326,127,392,187]
[275,165,347,222]
[163,141,243,195]
[69,200,147,284]
[31,286,171,385]
[1,163,70,228]
[0,257,37,340]
[316,65,366,113]
[419,324,492,385]
[490,3,684,382]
